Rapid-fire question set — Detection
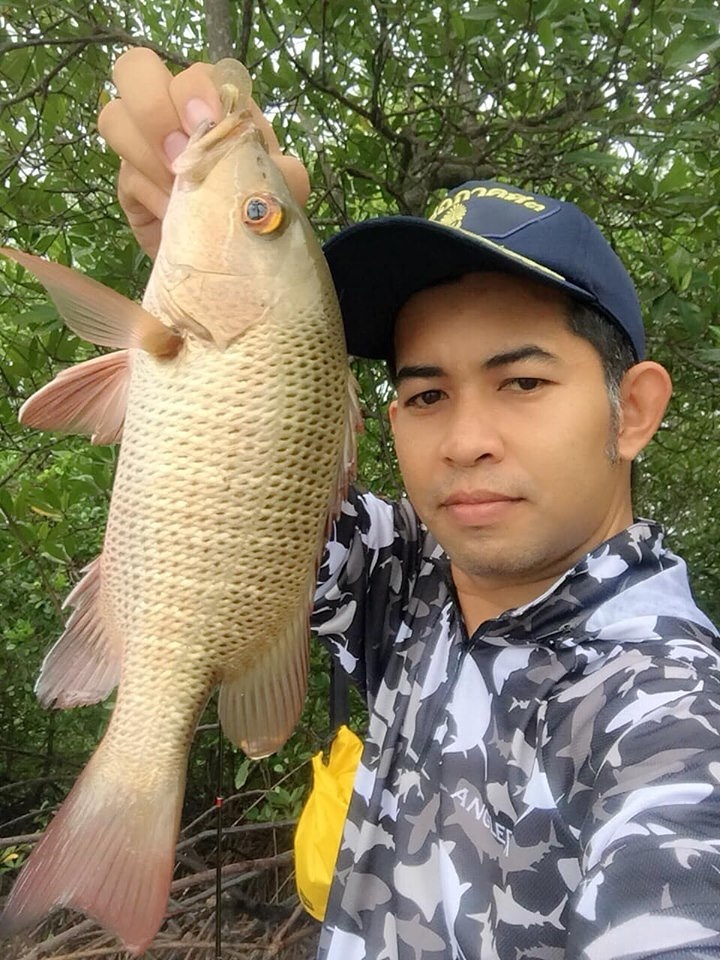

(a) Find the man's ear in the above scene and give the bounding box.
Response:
[617,361,673,460]
[388,399,398,435]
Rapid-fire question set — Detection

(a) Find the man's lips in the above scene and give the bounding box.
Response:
[441,490,523,525]
[443,490,520,506]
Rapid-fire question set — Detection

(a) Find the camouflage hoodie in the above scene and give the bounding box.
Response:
[311,489,720,960]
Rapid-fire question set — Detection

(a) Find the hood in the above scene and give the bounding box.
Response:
[464,521,718,649]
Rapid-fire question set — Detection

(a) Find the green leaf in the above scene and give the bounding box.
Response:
[663,34,720,69]
[537,18,555,50]
[562,149,621,168]
[12,304,59,328]
[464,5,502,21]
[234,757,252,789]
[450,12,466,40]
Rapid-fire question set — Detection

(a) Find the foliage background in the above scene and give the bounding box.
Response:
[0,0,719,948]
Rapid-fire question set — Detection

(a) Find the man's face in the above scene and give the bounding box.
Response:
[388,272,633,592]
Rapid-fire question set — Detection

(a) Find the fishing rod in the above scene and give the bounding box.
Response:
[215,723,224,960]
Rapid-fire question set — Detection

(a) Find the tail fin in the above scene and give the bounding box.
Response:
[0,744,184,955]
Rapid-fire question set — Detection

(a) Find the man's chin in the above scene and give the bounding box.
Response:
[446,536,553,584]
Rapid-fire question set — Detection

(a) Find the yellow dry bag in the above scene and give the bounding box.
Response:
[294,723,363,920]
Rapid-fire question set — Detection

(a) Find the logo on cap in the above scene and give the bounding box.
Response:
[429,201,467,229]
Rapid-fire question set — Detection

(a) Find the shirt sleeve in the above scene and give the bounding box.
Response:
[561,649,720,958]
[311,486,424,706]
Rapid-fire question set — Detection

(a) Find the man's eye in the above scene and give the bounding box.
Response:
[406,389,444,407]
[503,377,546,392]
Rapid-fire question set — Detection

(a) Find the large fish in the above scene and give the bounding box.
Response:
[0,59,357,954]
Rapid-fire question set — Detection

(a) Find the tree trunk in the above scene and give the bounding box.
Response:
[203,0,234,60]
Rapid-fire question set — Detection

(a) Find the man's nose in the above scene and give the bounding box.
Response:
[438,399,504,466]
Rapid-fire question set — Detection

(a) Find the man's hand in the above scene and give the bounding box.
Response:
[98,48,311,259]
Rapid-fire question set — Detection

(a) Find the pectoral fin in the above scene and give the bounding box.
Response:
[20,350,131,444]
[1,247,182,357]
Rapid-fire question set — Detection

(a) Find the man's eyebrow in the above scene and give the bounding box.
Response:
[394,364,444,385]
[483,345,559,369]
[394,347,559,383]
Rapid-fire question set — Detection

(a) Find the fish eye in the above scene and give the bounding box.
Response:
[242,193,285,235]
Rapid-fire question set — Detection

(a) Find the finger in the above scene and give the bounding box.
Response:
[167,61,223,136]
[117,160,169,259]
[98,98,174,194]
[110,49,217,169]
[118,160,170,223]
[169,65,310,206]
[277,156,311,207]
[246,100,282,154]
[168,63,282,158]
[111,48,176,166]
[244,102,310,206]
[109,50,310,208]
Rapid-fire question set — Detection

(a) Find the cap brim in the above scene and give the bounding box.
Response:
[323,216,597,360]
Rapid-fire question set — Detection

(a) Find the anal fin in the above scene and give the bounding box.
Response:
[36,555,122,708]
[326,369,362,534]
[219,602,310,759]
[20,350,131,444]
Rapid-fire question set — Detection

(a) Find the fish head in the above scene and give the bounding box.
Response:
[148,60,329,350]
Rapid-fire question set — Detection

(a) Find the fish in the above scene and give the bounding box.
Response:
[0,58,358,954]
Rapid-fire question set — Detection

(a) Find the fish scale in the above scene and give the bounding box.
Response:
[0,58,357,954]
[106,345,341,685]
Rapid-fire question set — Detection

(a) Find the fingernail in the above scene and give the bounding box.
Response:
[185,98,214,131]
[163,131,188,163]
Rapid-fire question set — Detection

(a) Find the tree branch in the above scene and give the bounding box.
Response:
[238,0,253,64]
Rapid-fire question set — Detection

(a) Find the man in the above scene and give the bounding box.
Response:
[101,50,720,959]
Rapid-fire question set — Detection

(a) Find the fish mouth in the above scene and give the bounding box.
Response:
[188,113,260,150]
[173,117,263,181]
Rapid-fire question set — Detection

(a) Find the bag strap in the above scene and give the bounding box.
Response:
[329,655,349,732]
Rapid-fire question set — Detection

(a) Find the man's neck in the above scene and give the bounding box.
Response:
[452,569,561,636]
[450,508,635,635]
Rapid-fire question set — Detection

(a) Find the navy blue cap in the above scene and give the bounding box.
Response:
[323,180,644,361]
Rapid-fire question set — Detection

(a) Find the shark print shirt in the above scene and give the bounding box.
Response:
[310,489,720,960]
